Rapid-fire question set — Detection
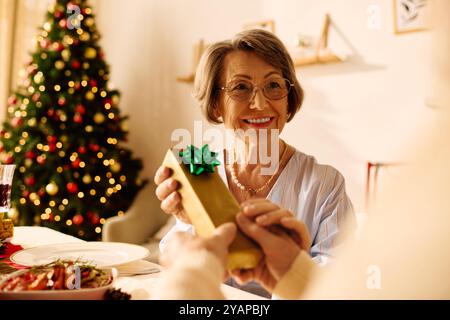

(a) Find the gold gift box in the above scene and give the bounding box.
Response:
[0,213,14,240]
[162,148,262,270]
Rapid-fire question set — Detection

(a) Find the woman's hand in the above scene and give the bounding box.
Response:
[160,222,237,268]
[154,165,191,224]
[231,199,311,292]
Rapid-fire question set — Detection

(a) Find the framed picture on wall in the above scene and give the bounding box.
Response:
[393,0,430,34]
[243,20,275,33]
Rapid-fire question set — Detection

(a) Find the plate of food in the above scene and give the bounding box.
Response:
[0,260,117,300]
[10,242,150,268]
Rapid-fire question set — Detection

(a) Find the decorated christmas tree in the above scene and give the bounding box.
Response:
[0,0,147,240]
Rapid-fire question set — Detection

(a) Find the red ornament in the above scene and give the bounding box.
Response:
[7,96,17,105]
[54,10,63,19]
[71,158,81,168]
[89,80,98,88]
[22,190,30,198]
[104,98,112,106]
[54,42,64,52]
[98,49,105,60]
[71,60,81,70]
[58,97,66,106]
[40,39,51,49]
[25,150,36,159]
[0,145,3,153]
[11,117,23,128]
[32,93,41,102]
[59,19,67,28]
[78,146,87,154]
[74,82,81,91]
[66,182,78,194]
[48,144,56,153]
[90,214,100,225]
[75,104,86,114]
[47,109,55,117]
[88,143,100,152]
[73,113,83,124]
[38,188,46,197]
[4,155,14,164]
[47,136,58,144]
[25,176,36,186]
[73,214,84,225]
[36,155,46,165]
[48,214,54,222]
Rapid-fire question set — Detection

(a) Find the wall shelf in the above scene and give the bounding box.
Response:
[294,53,342,67]
[177,14,344,83]
[293,14,344,68]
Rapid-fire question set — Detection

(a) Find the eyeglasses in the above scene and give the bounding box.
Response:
[219,77,294,102]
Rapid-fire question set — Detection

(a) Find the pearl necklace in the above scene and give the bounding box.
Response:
[229,143,289,195]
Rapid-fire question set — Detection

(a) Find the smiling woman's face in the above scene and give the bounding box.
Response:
[216,50,289,133]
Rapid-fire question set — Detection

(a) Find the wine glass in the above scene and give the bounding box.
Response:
[0,165,16,216]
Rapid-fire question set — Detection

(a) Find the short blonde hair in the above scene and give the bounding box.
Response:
[193,29,304,124]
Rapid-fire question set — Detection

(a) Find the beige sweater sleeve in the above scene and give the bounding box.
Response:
[153,249,226,300]
[273,251,318,299]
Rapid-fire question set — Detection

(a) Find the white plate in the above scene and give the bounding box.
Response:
[10,242,149,268]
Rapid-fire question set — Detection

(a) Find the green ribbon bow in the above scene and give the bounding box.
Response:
[179,144,220,176]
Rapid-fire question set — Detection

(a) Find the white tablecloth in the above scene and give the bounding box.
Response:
[11,227,265,300]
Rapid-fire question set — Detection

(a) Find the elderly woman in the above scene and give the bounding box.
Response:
[154,29,355,297]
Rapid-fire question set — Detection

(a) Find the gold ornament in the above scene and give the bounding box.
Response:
[29,193,40,202]
[43,22,51,32]
[85,47,97,59]
[33,73,44,84]
[24,159,33,167]
[45,182,59,196]
[111,162,121,173]
[82,174,92,184]
[61,49,71,61]
[85,91,95,100]
[94,112,105,124]
[85,17,94,27]
[55,60,65,70]
[80,32,90,42]
[34,215,41,224]
[28,118,37,127]
[8,207,19,220]
[121,121,129,132]
[112,95,120,105]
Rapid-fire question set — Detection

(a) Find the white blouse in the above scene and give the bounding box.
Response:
[160,149,356,265]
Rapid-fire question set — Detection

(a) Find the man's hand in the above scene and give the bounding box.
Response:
[160,222,237,268]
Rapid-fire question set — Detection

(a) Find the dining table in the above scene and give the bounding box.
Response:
[5,226,266,300]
